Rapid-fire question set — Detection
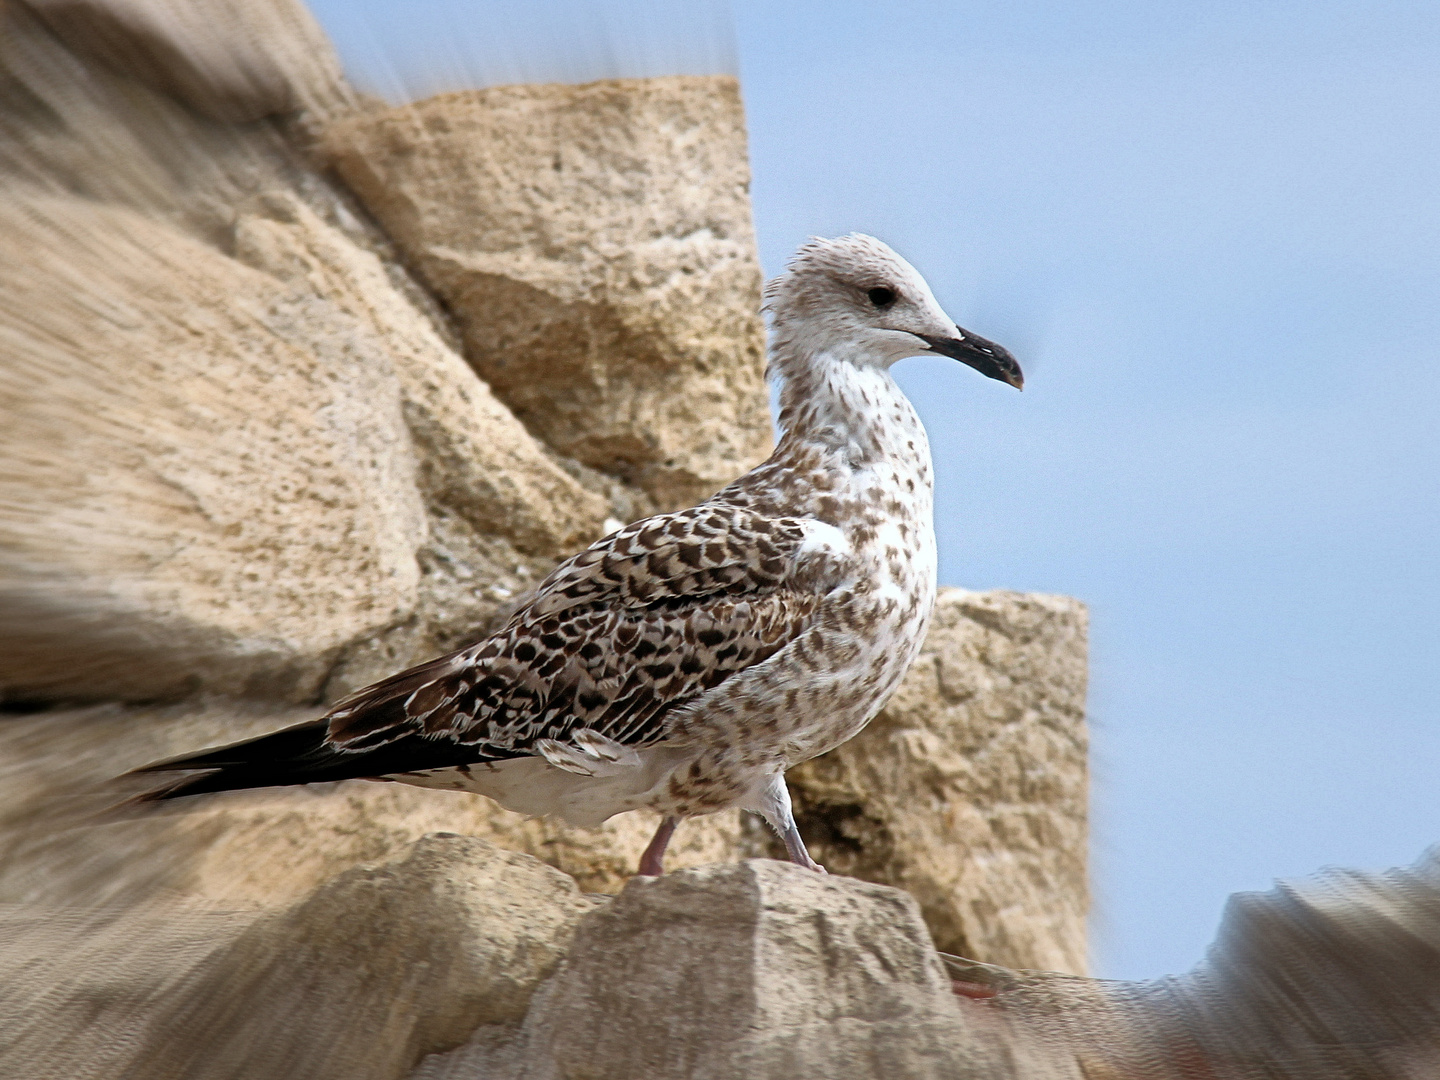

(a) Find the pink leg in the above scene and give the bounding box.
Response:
[637,815,680,876]
[951,980,999,1000]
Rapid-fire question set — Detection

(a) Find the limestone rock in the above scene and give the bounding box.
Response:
[1,0,344,249]
[0,700,742,910]
[230,191,608,565]
[0,191,427,704]
[23,0,355,124]
[418,860,1075,1080]
[0,835,600,1080]
[138,836,599,1080]
[0,3,609,704]
[323,76,773,511]
[760,588,1090,974]
[0,901,264,1080]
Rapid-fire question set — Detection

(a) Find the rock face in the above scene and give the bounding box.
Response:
[0,4,1105,1078]
[7,832,1437,1080]
[0,836,603,1080]
[139,837,601,1080]
[769,589,1090,974]
[24,0,355,123]
[0,0,609,704]
[323,76,773,512]
[485,861,1057,1080]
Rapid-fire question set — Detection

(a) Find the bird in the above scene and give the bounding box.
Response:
[128,234,1022,877]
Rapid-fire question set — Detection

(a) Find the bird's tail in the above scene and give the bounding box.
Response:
[125,720,362,802]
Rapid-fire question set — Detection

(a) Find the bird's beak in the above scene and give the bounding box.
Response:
[916,330,1024,390]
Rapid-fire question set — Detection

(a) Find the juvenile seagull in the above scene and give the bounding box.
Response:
[131,235,1022,875]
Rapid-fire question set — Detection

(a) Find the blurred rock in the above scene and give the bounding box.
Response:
[1,0,347,245]
[762,588,1090,974]
[945,846,1440,1080]
[0,192,427,703]
[0,4,610,704]
[323,76,773,511]
[0,700,743,908]
[418,860,1071,1080]
[0,901,262,1080]
[7,834,1438,1080]
[22,0,355,124]
[140,836,600,1080]
[0,835,602,1080]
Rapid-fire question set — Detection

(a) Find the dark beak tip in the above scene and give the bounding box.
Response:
[917,332,1023,391]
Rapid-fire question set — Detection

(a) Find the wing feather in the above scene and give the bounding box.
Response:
[324,504,840,764]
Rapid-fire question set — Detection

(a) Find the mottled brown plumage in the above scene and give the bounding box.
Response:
[132,234,1021,874]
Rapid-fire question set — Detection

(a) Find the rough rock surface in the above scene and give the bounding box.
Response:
[0,6,1112,1077]
[6,834,1437,1080]
[323,76,773,512]
[757,589,1090,973]
[415,860,1070,1080]
[0,835,602,1080]
[0,1,610,704]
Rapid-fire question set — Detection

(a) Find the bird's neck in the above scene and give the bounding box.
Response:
[714,342,934,542]
[771,345,928,471]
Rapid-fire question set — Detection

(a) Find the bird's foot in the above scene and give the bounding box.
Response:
[788,847,827,874]
[747,771,827,873]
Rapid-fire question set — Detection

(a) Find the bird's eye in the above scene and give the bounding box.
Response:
[867,286,896,308]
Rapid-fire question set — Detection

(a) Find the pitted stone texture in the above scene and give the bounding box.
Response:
[323,75,773,511]
[231,191,607,564]
[0,701,742,910]
[763,588,1090,974]
[417,860,1073,1080]
[24,0,355,124]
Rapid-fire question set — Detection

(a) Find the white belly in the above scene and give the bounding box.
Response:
[387,742,700,828]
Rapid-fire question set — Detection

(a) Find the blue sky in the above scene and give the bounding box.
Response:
[307,0,1440,979]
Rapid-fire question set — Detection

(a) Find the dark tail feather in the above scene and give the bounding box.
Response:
[124,718,499,804]
[126,720,369,802]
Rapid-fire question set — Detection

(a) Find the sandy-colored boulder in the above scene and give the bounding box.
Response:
[0,835,601,1080]
[0,901,263,1080]
[6,838,1436,1080]
[23,0,354,123]
[0,1,341,247]
[136,836,599,1080]
[0,3,610,703]
[323,76,773,511]
[756,588,1090,974]
[0,192,427,704]
[419,860,1074,1080]
[230,191,608,565]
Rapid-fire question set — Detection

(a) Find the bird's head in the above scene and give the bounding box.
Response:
[763,233,1022,389]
